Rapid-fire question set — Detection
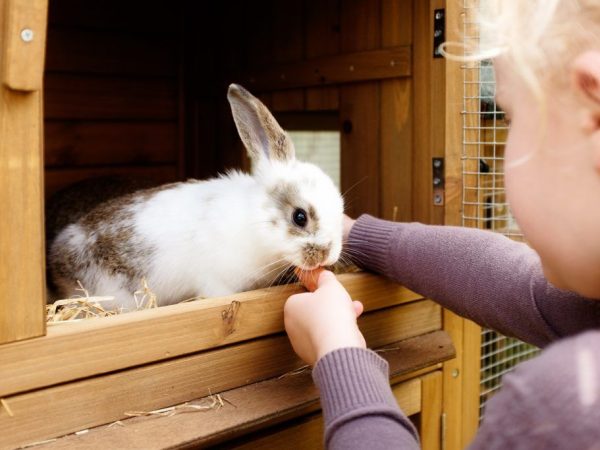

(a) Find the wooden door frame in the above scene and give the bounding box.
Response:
[0,0,48,345]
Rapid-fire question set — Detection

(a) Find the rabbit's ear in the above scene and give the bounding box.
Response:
[227,84,295,163]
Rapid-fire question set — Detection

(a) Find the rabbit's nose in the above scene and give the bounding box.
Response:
[302,244,330,267]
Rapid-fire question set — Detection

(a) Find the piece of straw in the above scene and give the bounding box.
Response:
[18,439,58,449]
[124,394,224,418]
[133,277,158,310]
[47,278,163,324]
[278,365,311,379]
[1,398,14,417]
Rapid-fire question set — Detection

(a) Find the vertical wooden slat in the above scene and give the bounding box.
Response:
[462,319,482,445]
[305,0,340,111]
[1,0,48,91]
[340,0,381,217]
[340,0,381,52]
[0,0,47,344]
[380,0,413,221]
[444,0,482,447]
[272,1,305,112]
[412,0,445,225]
[420,371,443,450]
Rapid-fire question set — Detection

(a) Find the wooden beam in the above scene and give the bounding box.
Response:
[0,0,47,345]
[380,0,413,222]
[0,302,443,449]
[231,46,411,92]
[0,273,424,397]
[443,0,483,448]
[420,371,443,450]
[23,331,454,450]
[1,0,48,91]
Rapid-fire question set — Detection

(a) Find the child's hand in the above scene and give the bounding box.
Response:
[343,214,356,243]
[285,269,366,366]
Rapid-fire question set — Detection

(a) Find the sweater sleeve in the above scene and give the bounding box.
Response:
[347,215,600,348]
[312,347,420,450]
[468,331,600,449]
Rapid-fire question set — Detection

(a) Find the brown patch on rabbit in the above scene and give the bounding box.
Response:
[268,183,320,236]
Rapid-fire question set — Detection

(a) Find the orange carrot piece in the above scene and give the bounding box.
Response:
[294,267,324,292]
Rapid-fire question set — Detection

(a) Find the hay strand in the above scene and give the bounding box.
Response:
[46,281,118,323]
[18,439,58,449]
[1,398,14,417]
[47,279,160,324]
[124,394,224,418]
[277,365,311,379]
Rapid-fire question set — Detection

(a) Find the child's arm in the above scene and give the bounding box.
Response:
[285,270,420,449]
[347,215,600,348]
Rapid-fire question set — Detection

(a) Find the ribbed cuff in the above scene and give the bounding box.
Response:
[347,214,400,277]
[312,347,397,426]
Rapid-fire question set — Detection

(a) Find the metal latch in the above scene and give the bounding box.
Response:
[433,9,445,58]
[433,157,445,206]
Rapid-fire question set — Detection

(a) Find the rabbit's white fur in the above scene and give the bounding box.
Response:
[48,84,344,310]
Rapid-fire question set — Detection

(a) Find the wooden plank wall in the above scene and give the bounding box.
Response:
[43,0,183,197]
[212,0,441,223]
[43,0,442,223]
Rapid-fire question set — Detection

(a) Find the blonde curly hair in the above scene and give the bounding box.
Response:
[443,0,600,101]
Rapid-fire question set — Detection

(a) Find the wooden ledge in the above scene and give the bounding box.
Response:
[35,331,454,450]
[0,272,423,397]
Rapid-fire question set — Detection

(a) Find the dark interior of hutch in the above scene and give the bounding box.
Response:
[44,0,442,233]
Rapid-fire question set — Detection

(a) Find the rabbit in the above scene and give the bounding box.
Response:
[47,84,344,310]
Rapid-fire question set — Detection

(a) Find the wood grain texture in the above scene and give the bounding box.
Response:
[305,0,341,111]
[340,0,381,52]
[305,86,340,111]
[340,82,381,217]
[0,273,425,397]
[231,379,422,450]
[443,0,464,229]
[0,305,444,449]
[305,0,340,58]
[45,29,177,77]
[236,47,411,92]
[462,319,482,446]
[411,0,446,225]
[1,0,48,91]
[0,0,46,344]
[420,371,443,450]
[45,121,178,168]
[19,331,454,450]
[44,74,178,120]
[272,90,305,112]
[44,165,179,198]
[379,0,413,221]
[443,1,483,448]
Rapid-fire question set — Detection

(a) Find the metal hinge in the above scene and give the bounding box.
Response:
[433,9,446,58]
[433,157,445,206]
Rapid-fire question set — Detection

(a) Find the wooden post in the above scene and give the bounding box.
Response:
[0,0,48,344]
[420,371,443,450]
[444,0,482,447]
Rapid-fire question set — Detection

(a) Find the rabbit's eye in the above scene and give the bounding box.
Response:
[292,208,308,227]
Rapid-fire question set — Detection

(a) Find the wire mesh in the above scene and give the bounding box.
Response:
[461,0,539,422]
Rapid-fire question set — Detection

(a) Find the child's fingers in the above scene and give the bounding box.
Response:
[352,300,364,317]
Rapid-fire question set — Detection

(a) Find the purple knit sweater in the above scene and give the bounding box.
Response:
[313,215,600,449]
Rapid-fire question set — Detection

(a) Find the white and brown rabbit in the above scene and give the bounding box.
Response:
[47,84,344,310]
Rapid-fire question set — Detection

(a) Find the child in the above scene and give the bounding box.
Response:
[284,1,600,448]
